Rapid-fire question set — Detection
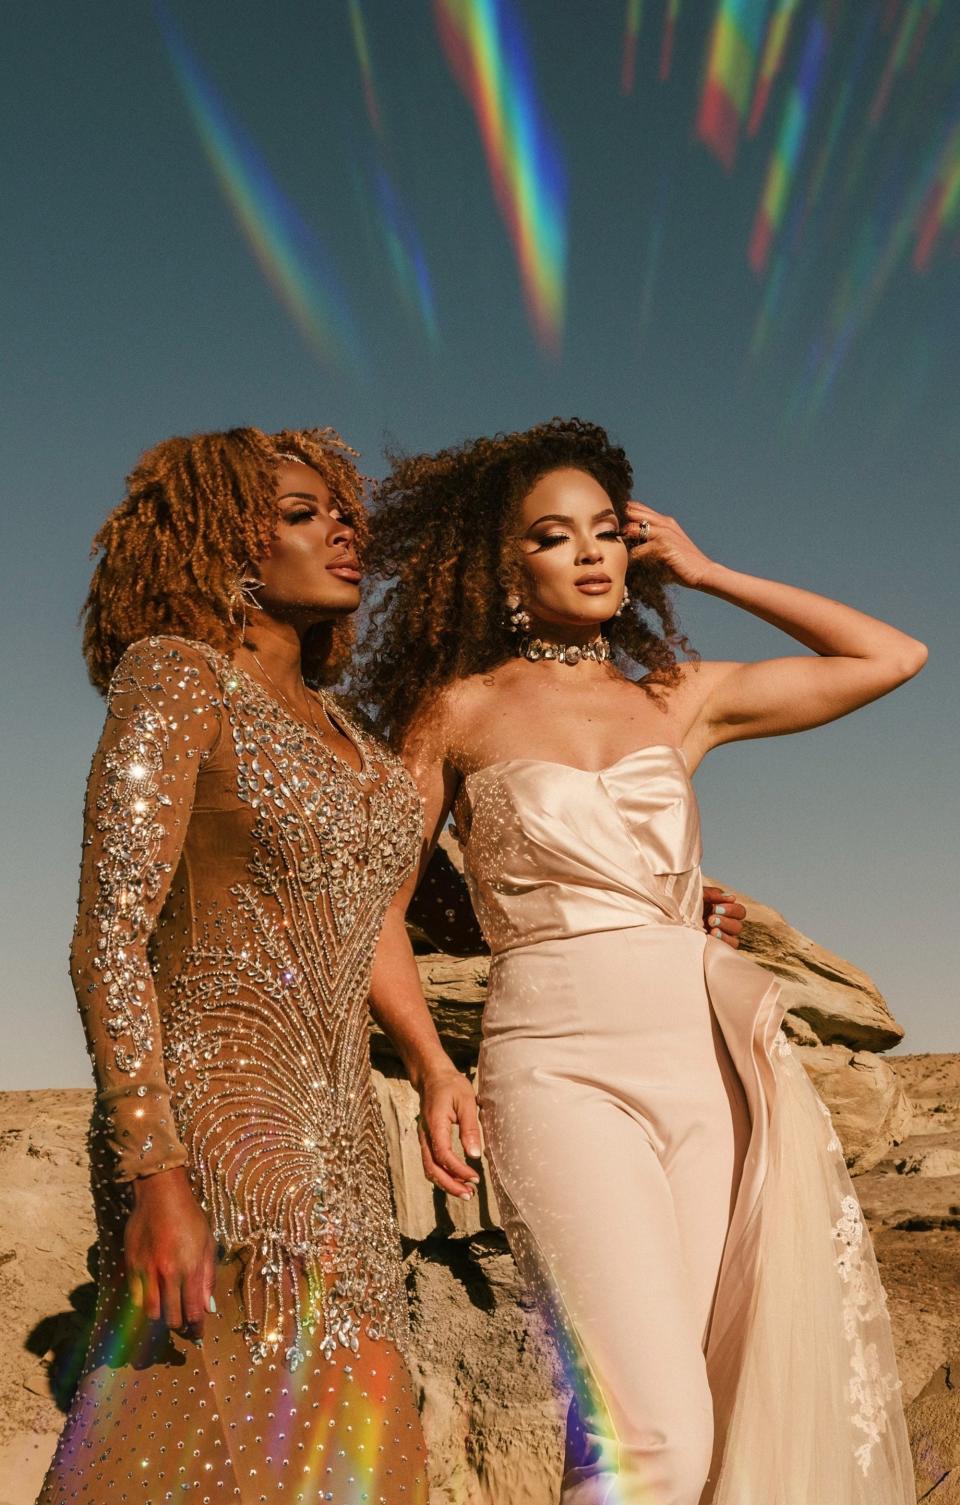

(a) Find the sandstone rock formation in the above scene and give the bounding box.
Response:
[799,1042,913,1173]
[4,1057,960,1505]
[1,885,951,1504]
[721,878,906,1051]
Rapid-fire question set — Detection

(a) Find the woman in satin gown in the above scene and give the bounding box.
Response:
[358,417,926,1505]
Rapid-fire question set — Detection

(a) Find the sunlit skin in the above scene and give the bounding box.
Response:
[374,462,928,1202]
[121,461,756,1326]
[231,459,366,767]
[125,459,369,1339]
[512,466,631,636]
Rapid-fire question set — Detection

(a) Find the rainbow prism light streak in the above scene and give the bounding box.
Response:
[808,94,960,408]
[802,10,875,219]
[154,3,362,373]
[349,0,383,137]
[621,0,643,95]
[696,0,772,170]
[374,165,440,343]
[914,114,960,269]
[748,11,829,273]
[747,0,800,136]
[868,0,938,129]
[435,0,567,354]
[660,0,683,81]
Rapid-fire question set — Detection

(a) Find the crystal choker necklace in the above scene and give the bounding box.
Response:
[516,634,611,666]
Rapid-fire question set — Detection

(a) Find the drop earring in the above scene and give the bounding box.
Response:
[229,562,265,630]
[615,584,630,617]
[504,592,531,634]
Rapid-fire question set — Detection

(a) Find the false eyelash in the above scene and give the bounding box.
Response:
[537,529,623,549]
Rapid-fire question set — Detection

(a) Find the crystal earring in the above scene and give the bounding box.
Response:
[504,591,531,634]
[614,584,630,617]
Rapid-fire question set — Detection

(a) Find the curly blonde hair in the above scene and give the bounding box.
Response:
[82,425,370,693]
[353,416,699,746]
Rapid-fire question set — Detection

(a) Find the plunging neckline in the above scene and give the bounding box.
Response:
[223,654,371,778]
[462,742,688,788]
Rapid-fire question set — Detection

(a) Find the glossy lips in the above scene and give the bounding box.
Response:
[574,572,612,594]
[326,553,362,583]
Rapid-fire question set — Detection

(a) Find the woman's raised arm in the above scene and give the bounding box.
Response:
[625,501,927,746]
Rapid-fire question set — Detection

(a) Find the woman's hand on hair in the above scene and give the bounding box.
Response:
[125,1166,217,1339]
[623,501,716,589]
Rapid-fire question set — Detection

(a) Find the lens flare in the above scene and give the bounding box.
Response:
[696,0,772,170]
[748,11,830,273]
[154,3,362,373]
[913,114,960,269]
[374,166,440,343]
[660,0,683,81]
[807,95,960,409]
[747,0,801,136]
[621,0,644,95]
[435,0,568,354]
[349,0,383,136]
[868,0,939,128]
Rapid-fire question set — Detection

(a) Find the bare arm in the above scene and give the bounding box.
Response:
[626,502,927,747]
[696,563,927,744]
[367,706,482,1197]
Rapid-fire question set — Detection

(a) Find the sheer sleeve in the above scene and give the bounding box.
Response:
[69,636,223,1182]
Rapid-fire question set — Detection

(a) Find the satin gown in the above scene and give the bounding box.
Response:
[454,743,915,1505]
[39,636,428,1504]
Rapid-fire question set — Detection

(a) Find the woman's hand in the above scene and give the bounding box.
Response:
[624,501,715,588]
[124,1165,217,1338]
[415,1064,483,1200]
[703,886,746,948]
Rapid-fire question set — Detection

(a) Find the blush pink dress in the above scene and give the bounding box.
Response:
[455,743,915,1505]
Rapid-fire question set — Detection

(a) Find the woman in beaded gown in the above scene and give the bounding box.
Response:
[38,425,466,1505]
[357,418,925,1505]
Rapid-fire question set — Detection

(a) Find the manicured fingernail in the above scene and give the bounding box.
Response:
[208,1296,217,1314]
[712,905,727,916]
[711,927,722,938]
[460,1189,474,1199]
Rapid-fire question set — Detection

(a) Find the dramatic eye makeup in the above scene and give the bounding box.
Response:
[278,491,353,527]
[524,508,625,551]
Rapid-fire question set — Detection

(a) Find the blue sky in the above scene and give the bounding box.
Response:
[2,0,957,1087]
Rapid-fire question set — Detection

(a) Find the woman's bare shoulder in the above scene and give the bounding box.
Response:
[404,669,509,769]
[636,657,742,705]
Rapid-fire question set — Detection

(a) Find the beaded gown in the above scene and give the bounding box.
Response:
[38,635,429,1505]
[454,744,916,1505]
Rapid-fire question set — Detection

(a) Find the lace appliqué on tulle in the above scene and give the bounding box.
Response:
[830,1193,902,1475]
[771,1027,792,1058]
[815,1094,844,1155]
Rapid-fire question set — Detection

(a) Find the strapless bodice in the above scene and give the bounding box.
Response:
[454,744,705,954]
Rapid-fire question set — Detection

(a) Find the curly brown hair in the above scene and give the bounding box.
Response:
[353,416,699,746]
[82,425,370,694]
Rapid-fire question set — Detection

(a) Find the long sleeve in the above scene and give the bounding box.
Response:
[70,635,223,1182]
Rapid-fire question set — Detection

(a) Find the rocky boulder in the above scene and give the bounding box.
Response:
[708,875,905,1051]
[798,1043,913,1173]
